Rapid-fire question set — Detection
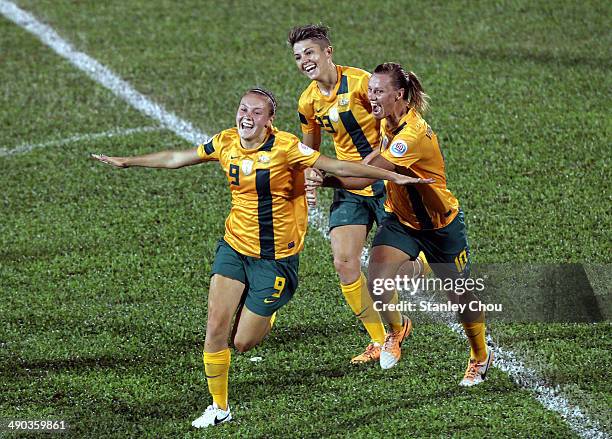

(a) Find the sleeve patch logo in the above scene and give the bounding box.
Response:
[390,140,408,157]
[298,142,315,156]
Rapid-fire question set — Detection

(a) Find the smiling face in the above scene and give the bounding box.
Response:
[292,39,334,81]
[236,93,273,142]
[368,73,403,120]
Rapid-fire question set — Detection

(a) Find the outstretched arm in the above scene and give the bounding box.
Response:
[91,148,204,169]
[314,153,392,189]
[311,154,433,187]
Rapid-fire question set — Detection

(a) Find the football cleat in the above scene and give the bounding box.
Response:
[380,316,412,369]
[459,349,494,387]
[191,403,232,428]
[350,342,382,364]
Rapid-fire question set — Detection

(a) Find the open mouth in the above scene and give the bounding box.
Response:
[303,63,317,74]
[239,119,254,130]
[371,102,382,116]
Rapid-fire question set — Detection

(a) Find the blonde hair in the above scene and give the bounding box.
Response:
[374,62,430,114]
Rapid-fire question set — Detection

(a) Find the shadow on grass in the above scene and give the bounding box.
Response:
[2,354,164,376]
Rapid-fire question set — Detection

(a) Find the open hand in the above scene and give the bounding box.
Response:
[305,168,324,189]
[304,168,324,207]
[90,153,127,168]
[392,174,435,185]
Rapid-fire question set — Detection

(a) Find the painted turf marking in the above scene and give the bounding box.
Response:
[0,126,162,157]
[310,207,609,439]
[0,1,206,147]
[410,288,609,439]
[1,2,607,437]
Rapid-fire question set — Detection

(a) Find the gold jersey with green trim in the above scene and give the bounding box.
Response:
[197,127,321,259]
[298,65,384,197]
[380,108,459,230]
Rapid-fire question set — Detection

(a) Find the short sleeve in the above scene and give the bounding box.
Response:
[380,129,421,169]
[196,134,221,161]
[286,140,321,170]
[297,92,317,135]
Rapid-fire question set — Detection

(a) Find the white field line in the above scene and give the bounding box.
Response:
[0,126,162,157]
[409,288,609,439]
[0,1,206,146]
[311,206,609,439]
[1,2,607,437]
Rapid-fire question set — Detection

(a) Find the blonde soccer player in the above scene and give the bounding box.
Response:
[92,87,432,428]
[288,24,428,364]
[307,64,492,384]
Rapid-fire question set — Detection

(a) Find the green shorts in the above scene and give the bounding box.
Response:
[329,181,387,232]
[210,239,299,317]
[372,210,471,279]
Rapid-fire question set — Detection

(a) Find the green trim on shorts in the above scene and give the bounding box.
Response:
[210,239,299,316]
[372,210,471,279]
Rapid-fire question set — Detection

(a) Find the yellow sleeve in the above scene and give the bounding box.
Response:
[381,129,421,169]
[196,134,221,161]
[297,90,317,135]
[286,139,321,170]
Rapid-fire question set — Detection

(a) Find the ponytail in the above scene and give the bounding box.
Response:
[405,71,429,114]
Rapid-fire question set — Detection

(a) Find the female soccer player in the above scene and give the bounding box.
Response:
[288,24,428,364]
[92,88,432,428]
[307,64,492,385]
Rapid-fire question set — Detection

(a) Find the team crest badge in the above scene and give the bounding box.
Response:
[241,159,254,176]
[329,106,339,123]
[298,143,315,156]
[390,140,408,157]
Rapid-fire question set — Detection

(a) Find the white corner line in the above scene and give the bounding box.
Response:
[1,1,607,437]
[425,297,609,439]
[0,0,207,146]
[0,126,162,157]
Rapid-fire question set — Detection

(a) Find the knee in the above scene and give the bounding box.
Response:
[333,255,361,282]
[233,337,256,353]
[206,310,230,343]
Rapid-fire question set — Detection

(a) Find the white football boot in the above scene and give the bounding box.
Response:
[459,349,494,386]
[191,402,232,428]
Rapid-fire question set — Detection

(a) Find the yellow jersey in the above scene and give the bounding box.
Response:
[298,65,384,197]
[380,108,459,230]
[197,127,321,259]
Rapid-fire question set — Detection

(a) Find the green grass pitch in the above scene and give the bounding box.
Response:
[1,0,610,437]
